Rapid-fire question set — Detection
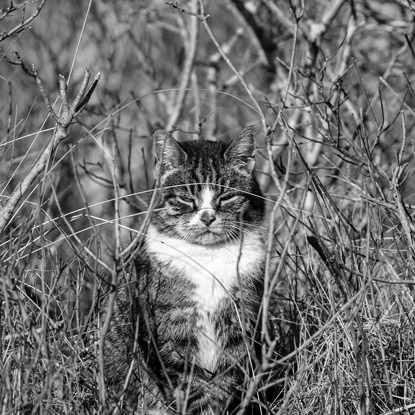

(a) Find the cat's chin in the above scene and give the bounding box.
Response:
[184,228,230,246]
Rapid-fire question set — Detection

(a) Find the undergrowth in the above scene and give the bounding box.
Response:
[2,1,415,414]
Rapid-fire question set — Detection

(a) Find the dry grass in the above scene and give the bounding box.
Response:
[2,0,415,414]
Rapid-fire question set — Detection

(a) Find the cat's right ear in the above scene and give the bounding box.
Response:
[224,125,256,174]
[153,130,187,173]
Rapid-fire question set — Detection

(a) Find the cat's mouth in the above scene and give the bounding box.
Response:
[183,225,227,244]
[199,226,221,234]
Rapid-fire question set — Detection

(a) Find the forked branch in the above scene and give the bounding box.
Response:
[0,68,100,235]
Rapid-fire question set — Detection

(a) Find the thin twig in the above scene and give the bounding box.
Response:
[74,72,101,115]
[0,50,36,77]
[32,65,59,123]
[72,69,91,111]
[198,0,269,135]
[205,27,244,139]
[166,0,199,131]
[0,68,100,235]
[0,0,47,42]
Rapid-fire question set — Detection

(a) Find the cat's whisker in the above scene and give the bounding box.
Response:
[105,127,267,413]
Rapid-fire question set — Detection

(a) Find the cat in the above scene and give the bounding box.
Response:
[102,126,267,414]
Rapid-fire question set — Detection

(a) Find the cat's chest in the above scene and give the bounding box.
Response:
[146,225,263,309]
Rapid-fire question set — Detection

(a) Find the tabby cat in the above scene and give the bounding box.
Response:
[103,126,266,414]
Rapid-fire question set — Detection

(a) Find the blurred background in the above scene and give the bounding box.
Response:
[2,0,415,259]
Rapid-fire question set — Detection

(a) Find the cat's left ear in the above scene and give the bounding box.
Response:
[153,129,187,173]
[224,125,256,174]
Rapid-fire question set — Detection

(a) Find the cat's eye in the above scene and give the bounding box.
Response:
[218,194,244,207]
[176,195,195,208]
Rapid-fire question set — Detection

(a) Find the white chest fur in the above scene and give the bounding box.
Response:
[146,225,264,307]
[146,225,264,371]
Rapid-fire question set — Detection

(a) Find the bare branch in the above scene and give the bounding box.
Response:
[205,27,244,139]
[72,68,91,111]
[58,74,70,114]
[0,68,100,235]
[261,0,296,35]
[307,0,347,44]
[166,0,199,131]
[32,64,60,123]
[0,50,36,77]
[0,0,47,43]
[198,0,269,135]
[73,71,101,116]
[228,0,276,68]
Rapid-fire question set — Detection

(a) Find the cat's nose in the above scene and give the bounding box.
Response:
[199,209,217,226]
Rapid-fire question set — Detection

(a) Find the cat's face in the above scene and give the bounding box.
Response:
[151,127,265,245]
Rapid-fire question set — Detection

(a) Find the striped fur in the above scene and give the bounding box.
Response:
[103,127,266,414]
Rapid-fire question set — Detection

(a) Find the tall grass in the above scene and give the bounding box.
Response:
[2,0,415,414]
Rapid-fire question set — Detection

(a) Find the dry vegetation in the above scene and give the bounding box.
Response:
[2,0,415,414]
